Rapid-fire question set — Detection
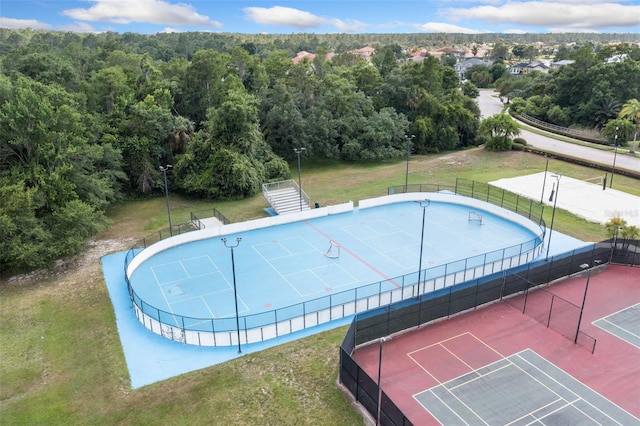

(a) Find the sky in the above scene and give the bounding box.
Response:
[1,0,639,35]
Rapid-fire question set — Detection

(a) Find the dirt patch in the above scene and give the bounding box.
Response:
[2,238,134,288]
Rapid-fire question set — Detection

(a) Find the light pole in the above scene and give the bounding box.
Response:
[575,260,601,343]
[294,147,306,211]
[405,134,414,193]
[610,126,619,188]
[159,165,173,236]
[417,200,431,296]
[545,174,560,261]
[222,237,242,354]
[540,156,549,204]
[376,336,390,426]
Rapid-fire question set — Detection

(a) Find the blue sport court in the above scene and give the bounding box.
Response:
[126,194,544,347]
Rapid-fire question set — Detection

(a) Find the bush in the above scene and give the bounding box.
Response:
[513,137,527,146]
[484,136,513,151]
[511,142,526,151]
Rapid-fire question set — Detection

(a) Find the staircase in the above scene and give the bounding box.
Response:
[263,180,311,215]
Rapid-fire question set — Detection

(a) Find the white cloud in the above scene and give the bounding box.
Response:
[415,22,486,33]
[548,27,602,33]
[243,6,325,29]
[243,6,367,32]
[330,18,368,33]
[62,0,222,28]
[60,21,98,33]
[503,28,529,34]
[0,17,51,30]
[445,1,640,31]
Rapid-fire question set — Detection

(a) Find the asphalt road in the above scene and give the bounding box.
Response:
[477,89,640,176]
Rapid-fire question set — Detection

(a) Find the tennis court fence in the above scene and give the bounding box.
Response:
[339,239,639,425]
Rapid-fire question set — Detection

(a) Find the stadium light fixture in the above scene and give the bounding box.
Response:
[294,147,306,211]
[416,199,431,296]
[545,174,561,261]
[405,134,415,193]
[610,127,619,188]
[377,336,390,425]
[575,260,601,343]
[222,237,243,354]
[159,165,173,237]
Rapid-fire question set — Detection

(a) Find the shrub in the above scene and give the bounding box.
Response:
[484,136,513,151]
[513,137,527,145]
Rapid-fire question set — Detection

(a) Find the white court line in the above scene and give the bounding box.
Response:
[505,397,564,426]
[594,303,640,323]
[596,317,640,340]
[150,265,177,321]
[514,351,624,426]
[420,389,473,426]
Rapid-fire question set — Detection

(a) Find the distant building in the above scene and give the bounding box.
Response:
[349,46,376,62]
[292,51,335,65]
[455,57,493,80]
[606,54,628,63]
[551,59,575,69]
[510,60,549,75]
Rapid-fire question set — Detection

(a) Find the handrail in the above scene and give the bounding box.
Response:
[518,112,583,136]
[263,179,311,214]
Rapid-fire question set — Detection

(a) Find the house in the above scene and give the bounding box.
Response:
[455,57,493,80]
[551,59,575,69]
[510,60,549,75]
[349,46,376,61]
[427,47,466,60]
[606,54,628,63]
[292,51,335,65]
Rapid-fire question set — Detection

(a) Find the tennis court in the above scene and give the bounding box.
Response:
[415,342,636,425]
[350,264,640,424]
[594,303,640,349]
[126,194,544,345]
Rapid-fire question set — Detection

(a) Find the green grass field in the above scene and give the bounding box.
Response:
[2,148,638,425]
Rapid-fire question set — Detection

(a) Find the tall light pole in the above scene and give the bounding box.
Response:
[417,200,431,296]
[545,174,560,261]
[294,147,306,211]
[159,165,173,236]
[405,134,415,193]
[575,260,600,343]
[610,126,619,188]
[222,237,242,354]
[540,156,549,204]
[376,336,390,426]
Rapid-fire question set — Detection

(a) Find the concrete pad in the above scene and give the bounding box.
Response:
[490,172,640,228]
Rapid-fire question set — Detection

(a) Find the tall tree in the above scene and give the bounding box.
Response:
[619,98,640,153]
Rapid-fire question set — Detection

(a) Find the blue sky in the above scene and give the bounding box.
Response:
[1,0,639,34]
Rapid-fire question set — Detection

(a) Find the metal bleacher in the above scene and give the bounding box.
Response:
[262,180,311,215]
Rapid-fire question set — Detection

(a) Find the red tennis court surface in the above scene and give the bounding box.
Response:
[353,265,640,424]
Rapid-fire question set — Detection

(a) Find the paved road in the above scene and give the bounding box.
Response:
[477,89,640,175]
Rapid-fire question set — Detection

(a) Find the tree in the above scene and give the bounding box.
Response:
[602,118,635,147]
[0,75,118,273]
[619,98,640,153]
[461,81,479,98]
[478,113,520,151]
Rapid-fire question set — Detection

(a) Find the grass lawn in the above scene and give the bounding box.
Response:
[1,148,637,425]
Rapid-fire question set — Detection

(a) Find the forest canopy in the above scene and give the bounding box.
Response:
[1,29,638,273]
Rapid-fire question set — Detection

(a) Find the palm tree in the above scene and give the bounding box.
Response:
[619,98,640,153]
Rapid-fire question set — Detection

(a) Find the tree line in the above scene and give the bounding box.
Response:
[1,29,638,274]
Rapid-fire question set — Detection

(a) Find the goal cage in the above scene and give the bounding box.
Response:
[468,211,484,225]
[324,241,341,258]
